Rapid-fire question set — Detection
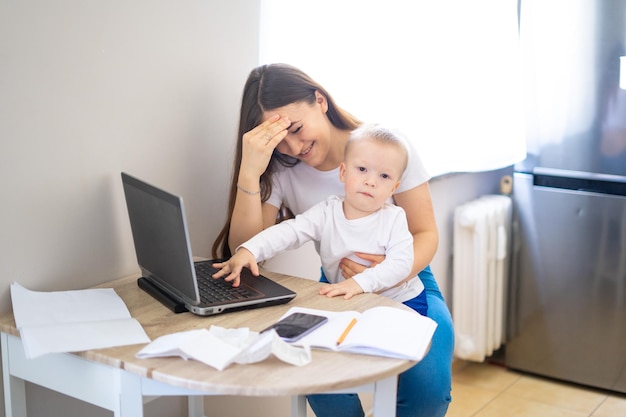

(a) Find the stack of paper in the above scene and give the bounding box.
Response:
[10,282,150,359]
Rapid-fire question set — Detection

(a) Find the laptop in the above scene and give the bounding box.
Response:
[121,172,296,316]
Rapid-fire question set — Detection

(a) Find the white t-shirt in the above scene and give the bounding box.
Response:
[241,195,422,301]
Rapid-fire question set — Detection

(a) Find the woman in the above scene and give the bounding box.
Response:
[212,63,453,417]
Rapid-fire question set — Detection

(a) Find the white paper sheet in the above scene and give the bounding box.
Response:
[10,282,150,358]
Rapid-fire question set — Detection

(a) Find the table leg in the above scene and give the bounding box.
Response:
[2,333,27,417]
[188,396,205,417]
[116,370,144,417]
[291,395,307,417]
[371,375,397,416]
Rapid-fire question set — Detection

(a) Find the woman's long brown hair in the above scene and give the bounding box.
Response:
[211,63,360,259]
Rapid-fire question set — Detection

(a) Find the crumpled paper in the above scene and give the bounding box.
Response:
[136,325,311,371]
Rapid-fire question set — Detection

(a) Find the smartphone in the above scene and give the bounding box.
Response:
[262,312,328,342]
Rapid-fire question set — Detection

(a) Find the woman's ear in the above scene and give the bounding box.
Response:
[315,90,329,113]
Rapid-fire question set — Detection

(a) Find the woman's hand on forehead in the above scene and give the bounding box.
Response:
[257,114,291,147]
[240,115,291,179]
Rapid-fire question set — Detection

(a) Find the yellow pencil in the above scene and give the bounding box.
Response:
[336,318,358,345]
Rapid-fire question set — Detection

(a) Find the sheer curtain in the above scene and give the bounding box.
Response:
[259,0,526,177]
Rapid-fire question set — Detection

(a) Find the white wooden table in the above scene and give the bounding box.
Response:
[1,271,416,416]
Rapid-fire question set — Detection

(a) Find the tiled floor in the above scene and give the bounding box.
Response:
[448,360,626,417]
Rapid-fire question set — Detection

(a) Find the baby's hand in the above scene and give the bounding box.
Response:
[212,248,258,287]
[319,278,364,300]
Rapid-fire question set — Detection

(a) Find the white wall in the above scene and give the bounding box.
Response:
[429,168,514,301]
[0,0,258,302]
[0,1,260,416]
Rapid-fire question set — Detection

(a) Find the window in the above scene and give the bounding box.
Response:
[260,0,526,177]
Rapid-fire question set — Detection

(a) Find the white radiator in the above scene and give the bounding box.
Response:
[452,194,512,362]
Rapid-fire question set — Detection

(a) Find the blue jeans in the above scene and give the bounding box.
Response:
[308,266,454,417]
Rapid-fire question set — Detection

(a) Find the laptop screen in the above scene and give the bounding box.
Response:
[121,173,200,305]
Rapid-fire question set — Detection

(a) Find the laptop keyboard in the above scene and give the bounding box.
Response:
[194,262,261,304]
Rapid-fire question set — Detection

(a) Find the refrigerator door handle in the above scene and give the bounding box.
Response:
[532,169,626,197]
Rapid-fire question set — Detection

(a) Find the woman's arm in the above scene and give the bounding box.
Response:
[393,181,439,278]
[228,194,280,252]
[228,115,290,252]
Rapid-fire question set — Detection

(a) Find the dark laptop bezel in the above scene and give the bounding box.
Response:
[121,172,296,316]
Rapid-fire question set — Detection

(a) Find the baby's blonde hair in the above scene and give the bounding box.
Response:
[345,123,410,174]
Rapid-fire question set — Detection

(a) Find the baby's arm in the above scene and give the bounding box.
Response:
[350,210,414,294]
[212,248,258,287]
[214,201,328,287]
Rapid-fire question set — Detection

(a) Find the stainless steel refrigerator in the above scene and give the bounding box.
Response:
[506,0,626,393]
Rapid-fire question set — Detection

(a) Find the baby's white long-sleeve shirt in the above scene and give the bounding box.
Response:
[239,195,423,302]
